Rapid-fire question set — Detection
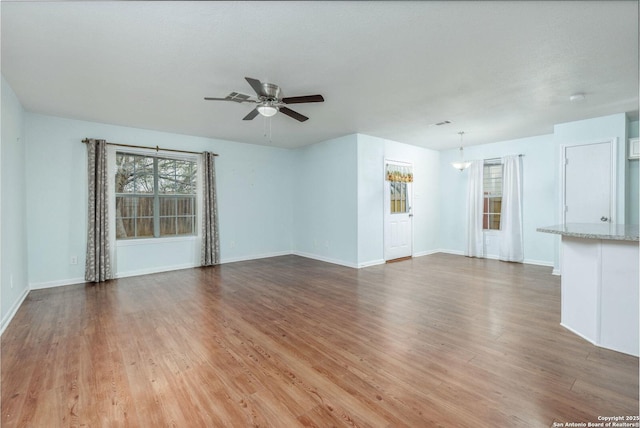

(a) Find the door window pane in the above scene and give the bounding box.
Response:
[390,182,409,214]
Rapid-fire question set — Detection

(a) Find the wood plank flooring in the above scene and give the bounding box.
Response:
[2,253,638,427]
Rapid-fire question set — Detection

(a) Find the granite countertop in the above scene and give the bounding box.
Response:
[537,223,640,242]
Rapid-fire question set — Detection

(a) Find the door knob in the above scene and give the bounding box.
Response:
[600,216,609,222]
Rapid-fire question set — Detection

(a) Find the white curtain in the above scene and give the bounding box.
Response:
[466,160,484,258]
[499,155,524,262]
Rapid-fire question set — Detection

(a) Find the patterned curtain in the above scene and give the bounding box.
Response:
[85,139,113,282]
[201,152,220,266]
[385,163,413,182]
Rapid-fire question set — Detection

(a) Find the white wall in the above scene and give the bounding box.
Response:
[439,134,556,266]
[293,134,358,267]
[24,113,294,287]
[356,135,385,266]
[3,63,636,334]
[383,137,440,257]
[551,113,630,271]
[554,113,628,225]
[12,107,636,287]
[355,134,440,266]
[1,75,29,333]
[627,120,638,225]
[15,111,451,288]
[292,133,441,268]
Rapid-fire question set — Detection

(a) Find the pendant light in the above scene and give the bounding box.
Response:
[451,132,471,171]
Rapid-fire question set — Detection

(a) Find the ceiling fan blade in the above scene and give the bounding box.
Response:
[243,108,260,121]
[245,77,267,97]
[280,107,309,122]
[205,92,256,103]
[282,95,325,104]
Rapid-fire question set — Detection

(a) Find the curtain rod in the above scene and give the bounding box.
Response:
[482,154,525,163]
[81,139,218,156]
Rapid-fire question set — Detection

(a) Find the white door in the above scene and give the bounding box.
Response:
[563,141,615,223]
[384,162,413,260]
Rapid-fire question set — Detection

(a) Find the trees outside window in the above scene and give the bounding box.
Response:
[115,152,197,239]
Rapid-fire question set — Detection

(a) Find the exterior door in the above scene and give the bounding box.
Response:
[384,161,413,260]
[563,140,615,223]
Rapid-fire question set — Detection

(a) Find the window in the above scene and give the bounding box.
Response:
[386,162,412,214]
[115,152,197,239]
[483,162,503,230]
[390,181,409,214]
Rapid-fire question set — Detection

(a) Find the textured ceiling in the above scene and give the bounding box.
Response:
[1,1,638,150]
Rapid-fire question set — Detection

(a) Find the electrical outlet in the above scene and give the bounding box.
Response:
[230,241,236,249]
[70,256,78,265]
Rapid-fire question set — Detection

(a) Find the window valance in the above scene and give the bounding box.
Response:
[386,164,413,182]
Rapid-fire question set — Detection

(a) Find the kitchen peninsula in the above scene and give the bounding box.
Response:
[538,223,639,356]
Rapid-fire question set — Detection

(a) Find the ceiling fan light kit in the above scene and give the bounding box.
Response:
[257,104,278,117]
[204,77,324,123]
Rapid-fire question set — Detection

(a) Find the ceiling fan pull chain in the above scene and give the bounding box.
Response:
[263,114,267,138]
[261,115,273,143]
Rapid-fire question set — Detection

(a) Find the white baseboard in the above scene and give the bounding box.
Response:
[28,250,559,291]
[115,263,198,279]
[30,277,86,290]
[523,258,555,268]
[435,249,555,268]
[560,322,596,346]
[291,252,384,269]
[358,259,385,268]
[1,287,29,336]
[436,249,465,256]
[358,249,439,266]
[30,264,199,287]
[293,251,359,269]
[28,252,292,290]
[220,251,292,265]
[413,249,440,258]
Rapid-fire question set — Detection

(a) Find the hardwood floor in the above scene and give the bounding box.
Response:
[2,254,638,427]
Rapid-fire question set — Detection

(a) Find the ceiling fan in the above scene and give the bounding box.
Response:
[204,77,324,122]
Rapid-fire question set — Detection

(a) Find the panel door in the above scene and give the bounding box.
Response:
[384,166,413,261]
[564,141,613,223]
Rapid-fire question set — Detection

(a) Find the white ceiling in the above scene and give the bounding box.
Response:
[1,1,638,150]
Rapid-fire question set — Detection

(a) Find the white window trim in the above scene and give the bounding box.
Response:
[116,235,199,247]
[482,160,503,231]
[109,146,202,242]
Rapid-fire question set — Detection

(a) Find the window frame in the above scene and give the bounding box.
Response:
[390,180,410,214]
[113,148,200,241]
[482,160,503,231]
